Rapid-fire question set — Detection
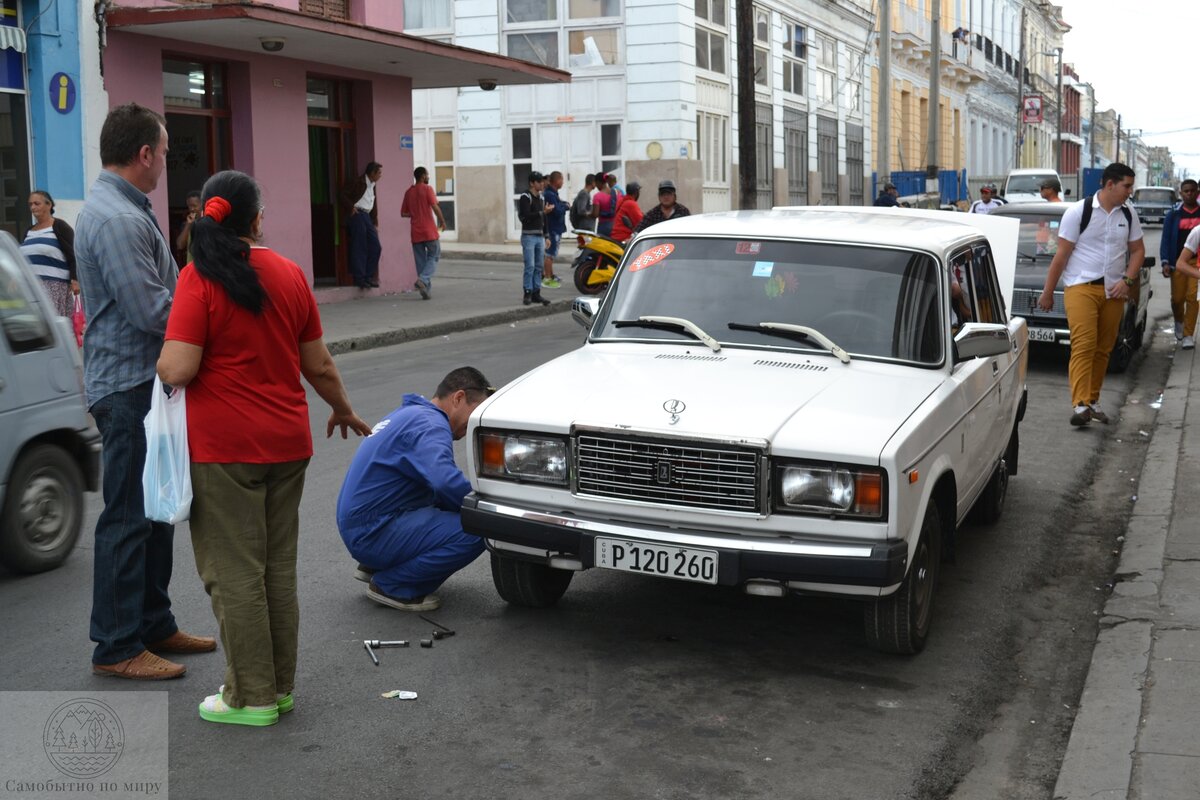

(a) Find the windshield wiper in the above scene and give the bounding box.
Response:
[612,316,722,352]
[728,321,851,364]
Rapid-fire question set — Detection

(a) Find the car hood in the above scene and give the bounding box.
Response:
[478,344,945,462]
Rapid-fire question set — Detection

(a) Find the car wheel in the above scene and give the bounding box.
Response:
[490,551,574,608]
[573,256,608,295]
[971,457,1009,525]
[864,503,941,655]
[0,444,84,574]
[1108,314,1137,374]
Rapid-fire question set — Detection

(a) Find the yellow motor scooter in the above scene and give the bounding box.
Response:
[570,229,625,294]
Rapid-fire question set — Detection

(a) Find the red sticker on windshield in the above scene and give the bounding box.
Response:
[735,241,762,255]
[628,243,674,272]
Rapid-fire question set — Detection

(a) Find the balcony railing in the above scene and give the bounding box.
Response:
[300,0,349,21]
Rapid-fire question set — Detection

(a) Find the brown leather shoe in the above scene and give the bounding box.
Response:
[146,630,218,655]
[93,650,186,680]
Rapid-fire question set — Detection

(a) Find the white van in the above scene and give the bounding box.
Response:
[1003,169,1061,203]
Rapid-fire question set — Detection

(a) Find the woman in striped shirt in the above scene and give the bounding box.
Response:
[20,190,77,317]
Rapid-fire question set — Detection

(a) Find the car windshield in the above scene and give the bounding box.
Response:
[1009,214,1062,259]
[1134,189,1174,204]
[593,236,946,364]
[1006,174,1052,194]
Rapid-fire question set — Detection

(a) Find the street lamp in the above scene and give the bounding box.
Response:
[1042,48,1063,174]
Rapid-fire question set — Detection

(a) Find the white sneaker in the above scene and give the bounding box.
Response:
[1183,336,1196,350]
[1175,321,1184,340]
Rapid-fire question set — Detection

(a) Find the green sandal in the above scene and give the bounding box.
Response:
[198,690,279,727]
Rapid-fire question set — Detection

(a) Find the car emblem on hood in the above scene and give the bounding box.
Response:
[663,399,685,424]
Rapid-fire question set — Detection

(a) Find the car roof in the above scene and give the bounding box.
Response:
[637,207,987,252]
[1007,168,1059,176]
[990,201,1072,216]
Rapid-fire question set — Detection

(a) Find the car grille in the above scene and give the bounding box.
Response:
[1013,287,1065,317]
[574,432,762,512]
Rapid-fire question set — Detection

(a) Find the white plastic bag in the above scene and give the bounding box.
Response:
[142,376,192,523]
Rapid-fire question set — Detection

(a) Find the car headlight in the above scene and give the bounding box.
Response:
[775,462,886,519]
[478,431,569,485]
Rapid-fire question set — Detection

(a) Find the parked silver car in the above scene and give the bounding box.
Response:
[0,231,100,573]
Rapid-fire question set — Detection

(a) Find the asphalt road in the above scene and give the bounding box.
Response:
[0,232,1172,800]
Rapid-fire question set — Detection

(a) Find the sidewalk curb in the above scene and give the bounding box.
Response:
[440,249,523,263]
[325,299,573,356]
[1052,327,1193,800]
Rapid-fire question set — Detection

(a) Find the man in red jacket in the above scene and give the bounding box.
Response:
[609,182,643,243]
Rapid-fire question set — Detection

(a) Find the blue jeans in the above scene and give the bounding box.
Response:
[521,233,544,292]
[341,507,485,599]
[412,239,440,288]
[89,381,178,665]
[348,212,381,286]
[546,232,562,258]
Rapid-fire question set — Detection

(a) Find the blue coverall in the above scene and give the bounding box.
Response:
[336,394,485,599]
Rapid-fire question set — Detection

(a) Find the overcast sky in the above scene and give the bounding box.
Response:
[1054,0,1197,179]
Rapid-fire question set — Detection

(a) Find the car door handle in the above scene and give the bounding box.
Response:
[992,361,999,375]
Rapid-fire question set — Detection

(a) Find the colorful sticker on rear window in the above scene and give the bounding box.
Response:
[628,243,675,272]
[752,261,774,277]
[765,271,799,298]
[735,241,762,255]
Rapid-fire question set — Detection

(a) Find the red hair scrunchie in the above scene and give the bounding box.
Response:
[204,196,232,224]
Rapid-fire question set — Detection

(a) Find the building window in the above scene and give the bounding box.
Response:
[405,0,452,30]
[755,103,773,209]
[698,111,728,186]
[784,107,807,204]
[601,123,621,176]
[817,34,836,70]
[846,123,863,205]
[813,34,835,105]
[508,31,559,66]
[843,80,861,113]
[754,47,769,87]
[695,0,727,75]
[817,115,837,204]
[507,0,556,23]
[569,28,619,67]
[783,21,805,96]
[755,9,769,42]
[569,0,620,17]
[814,70,834,104]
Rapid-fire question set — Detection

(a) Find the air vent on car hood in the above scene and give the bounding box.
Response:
[654,353,727,362]
[753,359,828,372]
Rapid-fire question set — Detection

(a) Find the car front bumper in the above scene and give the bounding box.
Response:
[462,494,909,590]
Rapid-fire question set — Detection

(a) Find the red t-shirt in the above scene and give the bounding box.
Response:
[401,182,440,243]
[610,196,644,241]
[165,247,323,464]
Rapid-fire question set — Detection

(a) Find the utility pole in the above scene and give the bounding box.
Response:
[736,0,757,209]
[1054,47,1063,174]
[1115,113,1121,163]
[1014,7,1027,169]
[877,0,891,185]
[925,0,940,187]
[1087,85,1095,169]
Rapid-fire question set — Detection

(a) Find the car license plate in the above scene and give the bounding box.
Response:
[1028,327,1057,343]
[594,538,718,584]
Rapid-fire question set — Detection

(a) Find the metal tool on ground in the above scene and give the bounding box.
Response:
[419,639,433,648]
[363,639,410,666]
[419,615,455,639]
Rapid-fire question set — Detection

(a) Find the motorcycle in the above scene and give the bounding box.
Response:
[570,229,625,295]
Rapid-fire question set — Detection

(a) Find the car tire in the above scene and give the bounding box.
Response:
[971,457,1009,525]
[1108,314,1137,374]
[490,552,574,608]
[864,503,941,655]
[0,444,84,574]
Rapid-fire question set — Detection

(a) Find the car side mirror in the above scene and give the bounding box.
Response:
[954,323,1012,362]
[572,296,601,331]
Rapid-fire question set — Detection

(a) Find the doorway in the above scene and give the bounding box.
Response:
[306,77,355,287]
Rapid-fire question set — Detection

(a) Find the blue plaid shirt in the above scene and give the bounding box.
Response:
[76,171,177,406]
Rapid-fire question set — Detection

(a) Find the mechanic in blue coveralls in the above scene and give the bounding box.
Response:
[336,367,495,612]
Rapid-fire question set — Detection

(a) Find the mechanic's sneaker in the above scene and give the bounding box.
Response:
[541,276,562,288]
[366,581,441,611]
[1175,321,1185,341]
[1088,403,1110,424]
[353,563,376,583]
[1069,405,1093,427]
[1183,336,1196,350]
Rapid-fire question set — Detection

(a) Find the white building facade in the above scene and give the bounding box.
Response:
[408,0,874,242]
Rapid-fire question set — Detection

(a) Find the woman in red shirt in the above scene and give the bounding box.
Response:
[157,170,372,727]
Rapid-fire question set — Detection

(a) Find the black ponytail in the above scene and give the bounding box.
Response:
[191,170,267,314]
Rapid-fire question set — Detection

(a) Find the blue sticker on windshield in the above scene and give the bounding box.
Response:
[1050,221,1059,229]
[753,261,774,277]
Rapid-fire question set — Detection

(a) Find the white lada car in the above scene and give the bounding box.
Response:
[463,208,1028,654]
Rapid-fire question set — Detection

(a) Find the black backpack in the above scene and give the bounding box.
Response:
[1078,195,1132,235]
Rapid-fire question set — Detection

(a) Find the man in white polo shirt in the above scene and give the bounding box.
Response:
[1036,163,1144,426]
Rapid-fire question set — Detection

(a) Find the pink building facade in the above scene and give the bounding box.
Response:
[101,0,566,301]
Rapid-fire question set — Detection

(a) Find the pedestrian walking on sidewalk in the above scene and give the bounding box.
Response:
[1160,179,1200,348]
[518,172,551,306]
[21,190,76,318]
[76,102,215,682]
[542,171,569,288]
[336,367,494,612]
[1037,162,1145,426]
[158,170,372,727]
[341,162,383,289]
[401,166,446,300]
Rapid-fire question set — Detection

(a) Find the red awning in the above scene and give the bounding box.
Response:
[105,2,570,89]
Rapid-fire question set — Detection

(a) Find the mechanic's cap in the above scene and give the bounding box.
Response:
[528,171,544,183]
[1040,177,1061,190]
[658,179,677,193]
[626,181,642,194]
